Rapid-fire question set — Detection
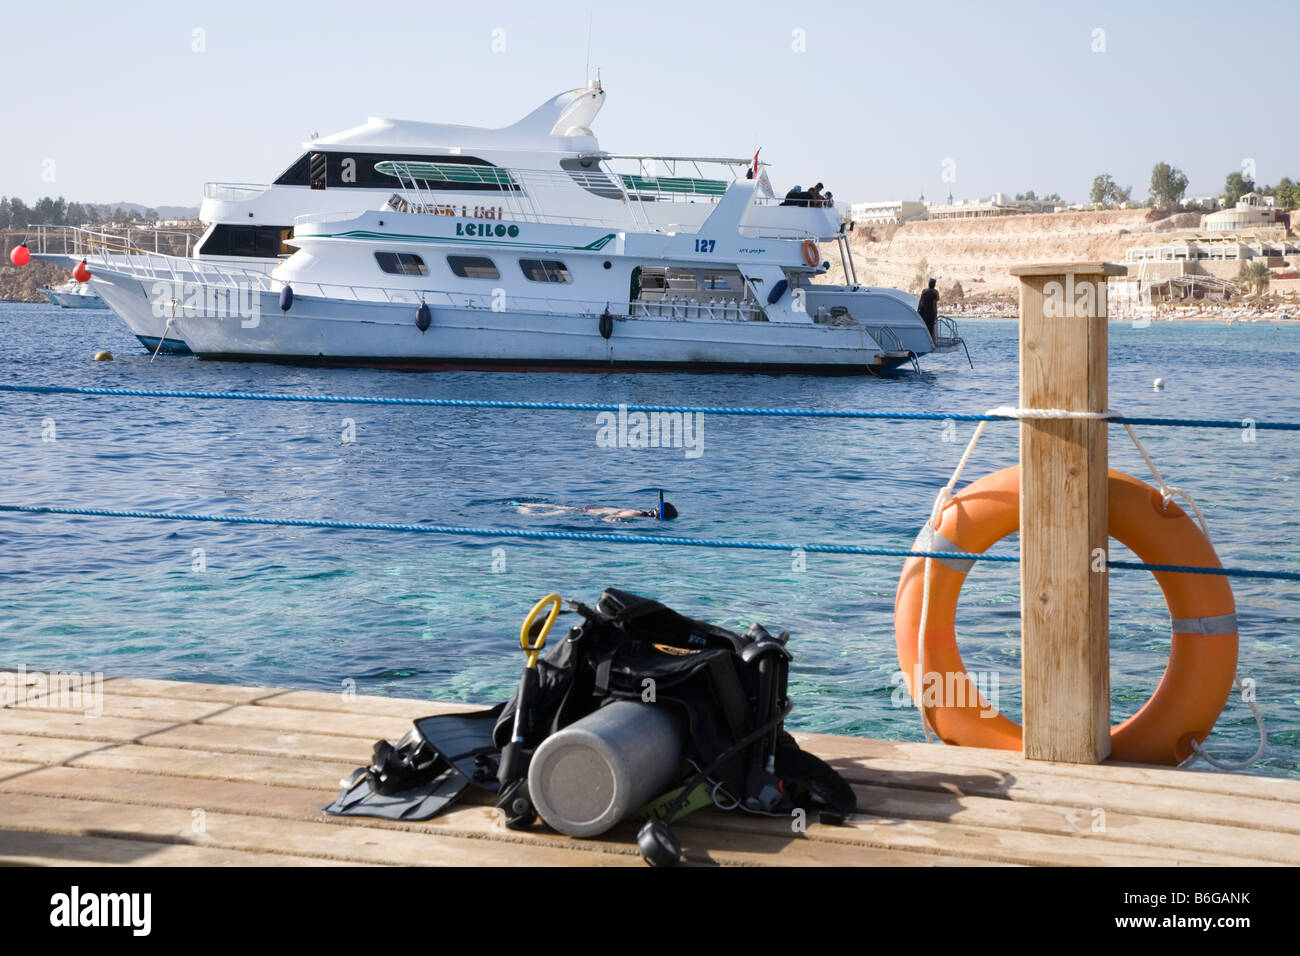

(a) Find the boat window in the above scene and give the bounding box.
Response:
[447,256,500,280]
[274,154,312,186]
[374,252,429,276]
[272,152,509,190]
[198,224,292,259]
[310,153,327,191]
[519,259,572,283]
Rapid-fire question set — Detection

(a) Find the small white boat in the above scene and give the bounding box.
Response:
[38,279,107,310]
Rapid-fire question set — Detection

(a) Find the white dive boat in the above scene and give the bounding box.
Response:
[166,164,934,373]
[38,279,107,309]
[33,81,957,372]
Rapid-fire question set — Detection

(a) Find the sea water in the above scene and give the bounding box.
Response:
[1,303,1297,778]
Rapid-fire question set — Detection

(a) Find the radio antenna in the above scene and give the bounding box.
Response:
[584,13,593,85]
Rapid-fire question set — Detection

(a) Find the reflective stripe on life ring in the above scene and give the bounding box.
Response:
[801,239,819,268]
[894,466,1237,765]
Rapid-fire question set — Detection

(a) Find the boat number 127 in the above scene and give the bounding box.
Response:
[694,239,716,253]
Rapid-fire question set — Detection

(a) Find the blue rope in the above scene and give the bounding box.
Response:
[3,383,1299,430]
[0,503,1005,561]
[3,502,1298,581]
[1106,559,1300,581]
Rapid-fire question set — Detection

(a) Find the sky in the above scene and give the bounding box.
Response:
[2,0,1296,208]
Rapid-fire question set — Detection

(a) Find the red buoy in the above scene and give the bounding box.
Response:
[9,243,30,267]
[73,260,91,282]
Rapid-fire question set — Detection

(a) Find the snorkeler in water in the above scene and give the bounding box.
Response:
[516,499,679,522]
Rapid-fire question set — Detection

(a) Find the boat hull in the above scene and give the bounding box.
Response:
[143,287,907,374]
[90,271,193,353]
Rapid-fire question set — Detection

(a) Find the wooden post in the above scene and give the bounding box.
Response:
[1010,262,1124,763]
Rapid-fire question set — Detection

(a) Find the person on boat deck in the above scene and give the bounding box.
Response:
[516,501,679,522]
[917,277,940,342]
[781,184,806,206]
[822,190,834,208]
[806,183,824,206]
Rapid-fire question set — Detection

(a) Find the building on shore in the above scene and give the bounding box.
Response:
[1124,232,1299,277]
[1118,230,1300,302]
[849,199,928,226]
[849,193,1060,226]
[1202,192,1287,232]
[926,193,1060,220]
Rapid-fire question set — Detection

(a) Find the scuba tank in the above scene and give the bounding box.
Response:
[528,701,684,837]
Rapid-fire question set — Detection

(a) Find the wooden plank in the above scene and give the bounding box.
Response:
[198,703,415,741]
[12,692,234,724]
[256,689,474,720]
[0,707,173,744]
[0,709,379,762]
[1015,264,1111,763]
[851,781,1300,864]
[129,723,385,763]
[830,753,1300,835]
[68,743,357,790]
[0,733,119,767]
[0,792,635,867]
[0,672,274,706]
[0,829,363,867]
[102,676,278,704]
[95,676,472,719]
[690,803,1264,867]
[795,733,1300,804]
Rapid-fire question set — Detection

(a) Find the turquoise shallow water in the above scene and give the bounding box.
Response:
[1,302,1298,778]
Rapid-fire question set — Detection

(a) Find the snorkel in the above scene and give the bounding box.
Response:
[657,489,665,522]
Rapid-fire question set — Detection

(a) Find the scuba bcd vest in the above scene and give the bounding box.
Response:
[325,589,856,841]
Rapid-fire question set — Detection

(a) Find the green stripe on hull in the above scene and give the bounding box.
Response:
[312,230,616,252]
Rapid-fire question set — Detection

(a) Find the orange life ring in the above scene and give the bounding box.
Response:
[801,239,819,268]
[894,466,1237,765]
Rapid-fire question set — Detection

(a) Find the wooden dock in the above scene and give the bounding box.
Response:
[2,671,1298,867]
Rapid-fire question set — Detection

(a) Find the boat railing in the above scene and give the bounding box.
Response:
[59,236,279,292]
[863,324,922,373]
[932,316,974,367]
[203,182,271,202]
[25,224,200,261]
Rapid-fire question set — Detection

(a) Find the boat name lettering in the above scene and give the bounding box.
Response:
[456,221,520,238]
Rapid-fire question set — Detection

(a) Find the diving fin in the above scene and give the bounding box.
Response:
[323,763,469,821]
[413,704,505,792]
[324,705,505,822]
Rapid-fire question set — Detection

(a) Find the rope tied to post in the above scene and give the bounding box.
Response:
[911,405,1266,768]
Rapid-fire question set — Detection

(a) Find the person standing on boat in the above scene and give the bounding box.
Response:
[806,183,825,207]
[781,184,805,206]
[918,278,940,342]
